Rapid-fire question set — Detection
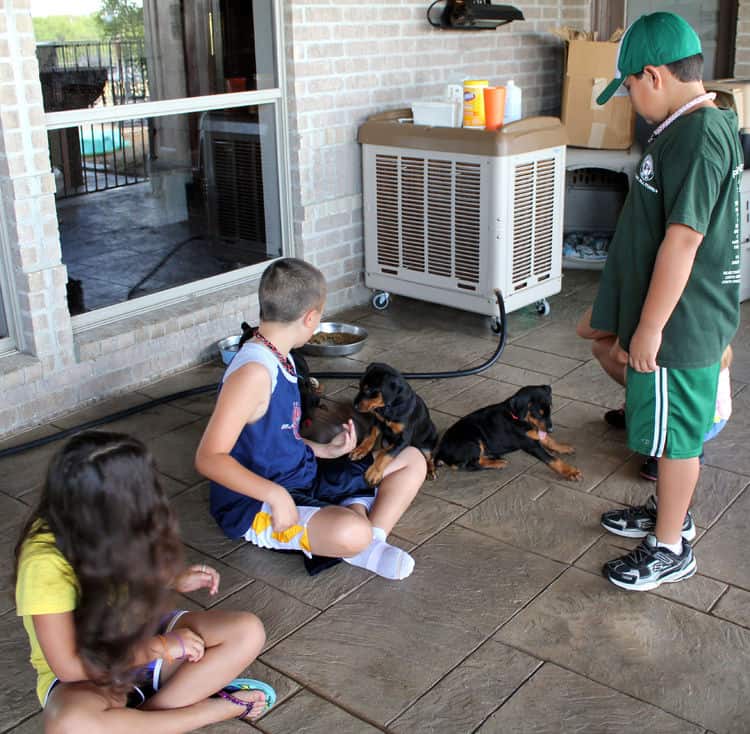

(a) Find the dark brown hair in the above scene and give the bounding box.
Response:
[259,258,327,323]
[14,431,183,690]
[635,53,704,82]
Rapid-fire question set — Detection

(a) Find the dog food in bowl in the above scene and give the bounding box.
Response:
[307,332,362,346]
[301,322,368,357]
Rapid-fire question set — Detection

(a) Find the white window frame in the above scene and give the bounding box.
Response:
[0,202,20,356]
[43,3,293,331]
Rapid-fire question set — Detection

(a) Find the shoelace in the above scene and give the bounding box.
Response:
[619,504,654,522]
[622,541,653,566]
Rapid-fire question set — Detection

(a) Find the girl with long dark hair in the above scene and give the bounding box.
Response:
[14,431,274,733]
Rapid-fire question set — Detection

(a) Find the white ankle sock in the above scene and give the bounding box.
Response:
[656,537,683,555]
[344,527,414,580]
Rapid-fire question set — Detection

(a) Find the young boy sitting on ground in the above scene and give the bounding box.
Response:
[578,12,742,591]
[196,258,426,580]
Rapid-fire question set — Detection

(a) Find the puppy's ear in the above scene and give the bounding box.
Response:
[239,322,257,348]
[508,392,531,420]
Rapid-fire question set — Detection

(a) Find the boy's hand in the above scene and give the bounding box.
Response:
[325,420,358,459]
[629,324,661,372]
[269,485,299,532]
[174,564,220,596]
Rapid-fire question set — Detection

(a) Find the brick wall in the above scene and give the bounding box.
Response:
[735,0,750,78]
[286,0,590,311]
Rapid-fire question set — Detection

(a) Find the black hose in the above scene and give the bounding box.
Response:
[0,385,220,460]
[0,291,507,459]
[312,289,507,380]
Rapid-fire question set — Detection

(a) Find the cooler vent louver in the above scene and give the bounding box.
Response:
[374,154,481,284]
[512,157,556,288]
[211,136,266,243]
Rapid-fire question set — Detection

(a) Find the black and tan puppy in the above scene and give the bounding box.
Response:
[351,362,439,485]
[435,385,582,481]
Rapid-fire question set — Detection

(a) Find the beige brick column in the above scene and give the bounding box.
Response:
[735,1,750,78]
[0,0,74,372]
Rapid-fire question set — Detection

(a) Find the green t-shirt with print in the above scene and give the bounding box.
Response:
[591,106,742,369]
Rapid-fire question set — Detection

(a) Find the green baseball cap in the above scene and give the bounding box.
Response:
[596,12,702,106]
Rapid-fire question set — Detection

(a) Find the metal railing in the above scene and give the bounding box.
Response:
[37,39,149,106]
[37,40,150,198]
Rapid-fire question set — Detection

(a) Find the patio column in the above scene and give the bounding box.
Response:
[0,0,75,371]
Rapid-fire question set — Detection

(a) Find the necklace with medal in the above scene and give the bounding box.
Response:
[647,92,716,143]
[254,332,296,377]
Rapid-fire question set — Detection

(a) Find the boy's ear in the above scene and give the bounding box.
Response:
[642,64,663,90]
[302,308,321,328]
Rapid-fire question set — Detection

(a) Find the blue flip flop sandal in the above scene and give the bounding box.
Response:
[224,677,277,710]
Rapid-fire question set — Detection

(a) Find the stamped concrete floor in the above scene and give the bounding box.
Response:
[1,270,749,733]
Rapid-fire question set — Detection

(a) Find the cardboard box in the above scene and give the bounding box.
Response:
[561,39,636,150]
[704,79,750,131]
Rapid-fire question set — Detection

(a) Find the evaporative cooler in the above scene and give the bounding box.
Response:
[358,112,568,327]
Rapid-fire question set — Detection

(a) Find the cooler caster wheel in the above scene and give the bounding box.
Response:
[535,299,550,316]
[490,316,502,334]
[372,291,390,310]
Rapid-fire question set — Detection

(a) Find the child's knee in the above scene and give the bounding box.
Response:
[403,446,428,476]
[591,336,612,361]
[332,514,372,556]
[575,307,593,339]
[232,611,266,656]
[45,707,91,734]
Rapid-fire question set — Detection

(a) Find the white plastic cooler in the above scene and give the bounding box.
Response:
[358,111,568,324]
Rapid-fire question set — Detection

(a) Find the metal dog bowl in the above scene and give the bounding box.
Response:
[217,334,242,365]
[300,322,368,357]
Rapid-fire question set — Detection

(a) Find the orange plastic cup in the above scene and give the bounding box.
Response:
[484,86,506,131]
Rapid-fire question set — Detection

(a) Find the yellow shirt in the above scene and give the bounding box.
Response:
[15,526,79,705]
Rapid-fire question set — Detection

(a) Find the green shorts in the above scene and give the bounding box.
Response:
[626,363,720,459]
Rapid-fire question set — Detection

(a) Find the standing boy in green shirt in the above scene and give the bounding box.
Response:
[582,12,742,590]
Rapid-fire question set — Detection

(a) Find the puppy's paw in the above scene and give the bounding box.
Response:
[364,465,383,486]
[555,443,575,455]
[350,445,369,461]
[426,467,438,480]
[563,465,583,481]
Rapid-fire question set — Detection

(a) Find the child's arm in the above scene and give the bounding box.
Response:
[33,612,89,682]
[629,223,704,372]
[195,363,299,531]
[33,613,204,682]
[303,419,358,459]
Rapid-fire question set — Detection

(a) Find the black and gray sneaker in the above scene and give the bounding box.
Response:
[604,407,626,429]
[603,533,696,591]
[601,494,696,541]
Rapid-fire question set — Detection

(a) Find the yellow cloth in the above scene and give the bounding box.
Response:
[15,526,79,705]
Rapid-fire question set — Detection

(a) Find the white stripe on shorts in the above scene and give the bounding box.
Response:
[649,367,669,458]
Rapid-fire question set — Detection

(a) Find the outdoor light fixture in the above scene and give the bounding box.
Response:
[427,0,524,30]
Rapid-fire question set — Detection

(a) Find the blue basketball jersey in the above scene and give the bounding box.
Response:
[209,343,317,538]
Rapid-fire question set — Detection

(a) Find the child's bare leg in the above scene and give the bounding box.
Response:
[144,610,265,710]
[306,505,372,557]
[308,504,415,579]
[577,306,627,387]
[44,683,265,734]
[592,335,627,387]
[655,456,700,545]
[368,446,427,534]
